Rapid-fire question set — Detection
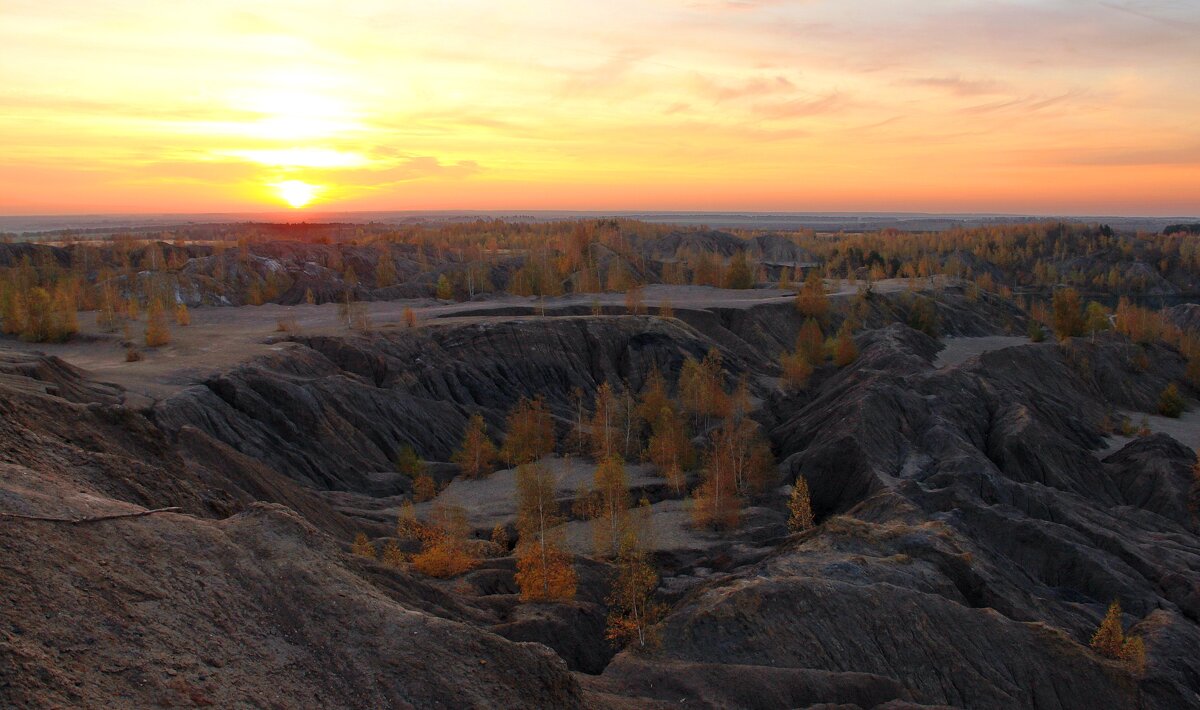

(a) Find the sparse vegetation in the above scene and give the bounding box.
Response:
[1158,383,1185,418]
[788,476,815,533]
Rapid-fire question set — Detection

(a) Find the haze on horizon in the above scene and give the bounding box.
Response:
[1,0,1198,216]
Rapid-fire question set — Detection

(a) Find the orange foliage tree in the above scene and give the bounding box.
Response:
[833,322,859,367]
[644,406,694,494]
[795,269,830,323]
[788,476,815,532]
[451,413,497,479]
[411,504,480,578]
[679,349,728,427]
[514,462,577,601]
[501,396,556,465]
[590,455,631,559]
[605,532,666,650]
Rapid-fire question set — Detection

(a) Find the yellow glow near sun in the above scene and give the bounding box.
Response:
[272,180,320,208]
[231,83,359,141]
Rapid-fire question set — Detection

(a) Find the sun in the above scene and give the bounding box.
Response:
[272,180,320,208]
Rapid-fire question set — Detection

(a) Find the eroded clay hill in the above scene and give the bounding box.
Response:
[2,284,1198,709]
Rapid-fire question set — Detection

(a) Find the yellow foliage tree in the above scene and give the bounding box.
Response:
[514,462,577,601]
[788,476,815,532]
[679,349,728,425]
[145,300,170,347]
[351,532,377,559]
[781,351,814,390]
[833,323,859,367]
[412,474,438,503]
[1090,599,1148,674]
[501,396,556,465]
[380,539,406,568]
[795,270,830,322]
[605,532,666,650]
[591,455,631,559]
[452,414,498,479]
[645,406,693,494]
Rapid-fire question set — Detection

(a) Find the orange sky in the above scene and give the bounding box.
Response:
[1,1,1198,215]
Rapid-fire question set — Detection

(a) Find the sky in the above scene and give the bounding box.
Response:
[1,0,1198,216]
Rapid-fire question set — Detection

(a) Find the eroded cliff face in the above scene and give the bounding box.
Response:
[604,326,1200,709]
[3,288,1198,708]
[0,353,587,709]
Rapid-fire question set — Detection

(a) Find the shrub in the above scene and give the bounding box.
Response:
[350,533,377,559]
[1158,383,1185,418]
[411,504,480,578]
[396,445,425,477]
[380,540,406,568]
[413,474,438,502]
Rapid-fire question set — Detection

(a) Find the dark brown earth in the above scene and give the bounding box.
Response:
[2,282,1198,709]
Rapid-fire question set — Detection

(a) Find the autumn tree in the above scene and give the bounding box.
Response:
[514,462,577,601]
[451,413,497,479]
[1084,301,1110,340]
[833,322,859,367]
[780,350,814,390]
[645,406,693,494]
[691,445,742,530]
[1090,600,1148,675]
[568,386,590,455]
[724,250,754,289]
[591,455,631,559]
[412,474,438,502]
[796,318,825,366]
[693,393,775,530]
[606,532,666,650]
[788,476,815,532]
[589,382,619,459]
[396,499,423,541]
[795,269,830,323]
[490,524,509,554]
[144,300,170,347]
[615,387,643,458]
[501,396,556,465]
[1158,383,1185,418]
[351,533,377,559]
[436,273,454,300]
[381,540,406,567]
[376,248,397,287]
[411,503,480,578]
[679,349,728,426]
[1052,287,1085,340]
[396,445,425,477]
